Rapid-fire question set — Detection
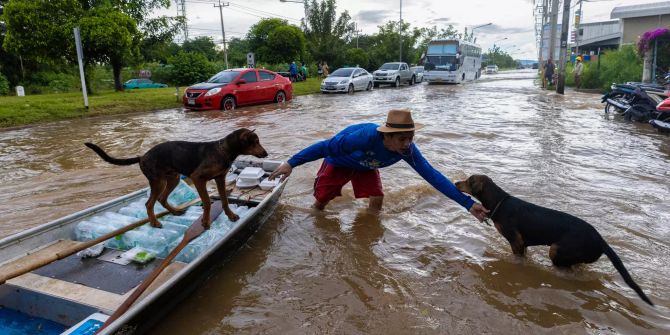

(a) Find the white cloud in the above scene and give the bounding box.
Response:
[156,0,659,60]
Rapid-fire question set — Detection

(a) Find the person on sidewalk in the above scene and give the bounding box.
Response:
[543,59,555,88]
[573,56,584,89]
[268,109,490,222]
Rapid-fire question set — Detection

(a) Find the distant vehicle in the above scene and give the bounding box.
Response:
[423,39,482,84]
[321,67,373,93]
[516,64,525,69]
[373,62,415,87]
[485,65,499,74]
[532,63,539,69]
[183,68,292,111]
[123,79,168,89]
[410,66,425,83]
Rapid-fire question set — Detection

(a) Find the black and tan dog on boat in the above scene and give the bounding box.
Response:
[85,128,268,229]
[455,174,653,306]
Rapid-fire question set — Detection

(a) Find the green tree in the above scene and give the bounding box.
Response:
[0,71,9,95]
[366,21,421,69]
[223,37,250,67]
[345,48,368,68]
[303,0,354,67]
[182,36,218,61]
[247,18,287,63]
[267,25,306,63]
[78,8,139,91]
[167,51,214,86]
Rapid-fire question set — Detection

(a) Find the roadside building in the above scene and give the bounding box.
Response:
[611,1,670,45]
[571,20,621,55]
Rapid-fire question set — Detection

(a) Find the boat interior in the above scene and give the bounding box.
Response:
[0,160,281,334]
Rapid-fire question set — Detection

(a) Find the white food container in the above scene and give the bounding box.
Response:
[259,177,279,190]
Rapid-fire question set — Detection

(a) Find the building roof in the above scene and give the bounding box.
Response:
[611,1,670,19]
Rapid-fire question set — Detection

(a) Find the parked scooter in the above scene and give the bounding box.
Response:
[649,97,670,132]
[602,75,669,122]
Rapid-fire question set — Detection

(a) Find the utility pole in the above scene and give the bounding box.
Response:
[214,0,230,69]
[354,23,363,49]
[176,0,188,42]
[557,0,571,94]
[399,0,403,62]
[575,0,582,55]
[548,0,559,63]
[538,0,548,74]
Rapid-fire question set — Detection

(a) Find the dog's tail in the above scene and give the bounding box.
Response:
[603,242,653,306]
[85,142,140,166]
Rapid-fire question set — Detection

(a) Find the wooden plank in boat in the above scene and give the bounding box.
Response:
[0,240,80,275]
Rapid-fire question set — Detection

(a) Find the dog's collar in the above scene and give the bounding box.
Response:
[483,195,510,226]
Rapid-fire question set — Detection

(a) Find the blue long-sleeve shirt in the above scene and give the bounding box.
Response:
[287,123,475,210]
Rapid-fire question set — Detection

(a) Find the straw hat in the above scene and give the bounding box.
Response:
[376,109,424,133]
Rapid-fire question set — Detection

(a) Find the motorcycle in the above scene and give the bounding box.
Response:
[602,75,669,122]
[649,97,670,132]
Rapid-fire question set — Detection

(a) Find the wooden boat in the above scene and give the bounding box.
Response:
[0,159,287,334]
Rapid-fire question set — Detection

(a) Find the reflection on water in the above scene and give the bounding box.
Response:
[1,70,669,334]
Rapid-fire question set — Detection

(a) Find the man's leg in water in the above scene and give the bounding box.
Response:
[313,161,351,211]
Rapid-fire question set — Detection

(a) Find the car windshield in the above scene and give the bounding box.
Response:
[330,68,354,77]
[487,65,497,69]
[207,71,241,84]
[380,63,400,70]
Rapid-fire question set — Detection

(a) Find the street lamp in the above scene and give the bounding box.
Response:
[469,22,492,42]
[493,38,507,49]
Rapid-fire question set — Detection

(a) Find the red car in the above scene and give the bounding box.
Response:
[183,68,292,111]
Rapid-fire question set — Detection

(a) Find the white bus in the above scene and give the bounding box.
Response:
[423,39,482,84]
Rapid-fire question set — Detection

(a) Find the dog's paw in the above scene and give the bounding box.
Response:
[150,220,163,228]
[201,218,211,229]
[227,212,240,222]
[172,208,186,216]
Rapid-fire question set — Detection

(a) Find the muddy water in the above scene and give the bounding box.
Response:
[1,70,669,334]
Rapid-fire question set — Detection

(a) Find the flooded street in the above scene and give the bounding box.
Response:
[1,70,669,334]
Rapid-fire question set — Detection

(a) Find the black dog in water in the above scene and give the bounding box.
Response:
[85,128,268,229]
[455,174,653,306]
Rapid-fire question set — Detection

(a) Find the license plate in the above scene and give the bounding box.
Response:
[188,98,195,105]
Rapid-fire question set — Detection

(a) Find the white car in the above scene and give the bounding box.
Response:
[321,67,374,93]
[410,66,424,83]
[485,65,499,74]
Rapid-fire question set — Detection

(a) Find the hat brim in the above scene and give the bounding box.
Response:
[376,123,424,133]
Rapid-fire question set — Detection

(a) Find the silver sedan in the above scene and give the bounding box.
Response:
[321,67,374,94]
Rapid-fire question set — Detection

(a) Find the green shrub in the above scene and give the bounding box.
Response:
[166,51,215,86]
[0,73,9,95]
[597,45,643,90]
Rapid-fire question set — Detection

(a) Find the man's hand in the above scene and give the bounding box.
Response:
[469,203,490,223]
[268,162,293,182]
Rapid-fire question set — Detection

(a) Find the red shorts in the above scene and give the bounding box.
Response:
[313,161,383,203]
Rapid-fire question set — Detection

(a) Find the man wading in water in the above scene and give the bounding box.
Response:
[269,109,490,221]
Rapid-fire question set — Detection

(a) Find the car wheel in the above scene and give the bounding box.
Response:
[348,84,354,94]
[274,90,286,103]
[221,96,236,111]
[366,81,373,91]
[394,77,400,88]
[409,76,415,86]
[373,82,379,88]
[462,73,465,81]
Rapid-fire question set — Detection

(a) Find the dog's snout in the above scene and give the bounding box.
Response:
[259,150,268,158]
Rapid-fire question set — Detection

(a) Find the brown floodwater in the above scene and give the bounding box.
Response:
[1,70,669,334]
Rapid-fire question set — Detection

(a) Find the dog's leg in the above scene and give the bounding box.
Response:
[191,178,212,229]
[146,179,166,228]
[158,174,186,216]
[507,231,526,256]
[215,176,239,222]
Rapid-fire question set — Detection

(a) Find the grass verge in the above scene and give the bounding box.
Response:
[0,77,324,129]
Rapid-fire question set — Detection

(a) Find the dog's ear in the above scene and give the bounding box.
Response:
[469,176,484,196]
[250,129,256,133]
